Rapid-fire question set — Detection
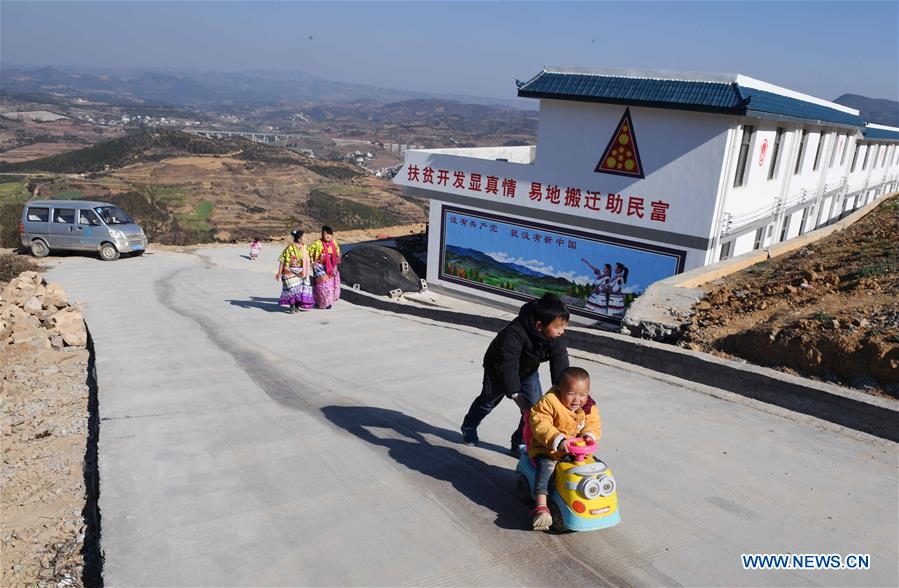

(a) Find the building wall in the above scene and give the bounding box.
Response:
[714,116,899,258]
[535,99,731,242]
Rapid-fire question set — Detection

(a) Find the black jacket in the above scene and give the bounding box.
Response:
[483,299,569,398]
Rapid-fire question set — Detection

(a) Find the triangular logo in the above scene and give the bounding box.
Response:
[594,108,644,178]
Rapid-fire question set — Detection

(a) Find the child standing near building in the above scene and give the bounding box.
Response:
[527,366,601,531]
[250,237,263,260]
[460,293,570,455]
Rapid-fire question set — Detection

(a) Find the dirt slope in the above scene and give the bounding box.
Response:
[680,196,898,396]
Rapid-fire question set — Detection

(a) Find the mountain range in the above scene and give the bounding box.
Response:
[0,64,533,110]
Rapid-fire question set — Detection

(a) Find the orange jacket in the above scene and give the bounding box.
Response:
[528,387,601,460]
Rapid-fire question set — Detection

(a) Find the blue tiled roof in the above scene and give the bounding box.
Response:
[517,71,865,128]
[862,126,899,141]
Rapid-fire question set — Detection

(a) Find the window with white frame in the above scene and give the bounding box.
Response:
[798,207,810,234]
[733,125,755,188]
[850,144,861,172]
[719,241,732,261]
[862,145,871,170]
[779,214,791,242]
[768,127,784,180]
[828,133,841,168]
[840,135,851,165]
[753,227,765,250]
[794,130,808,174]
[813,131,827,171]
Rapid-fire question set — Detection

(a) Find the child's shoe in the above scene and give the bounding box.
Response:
[531,506,552,531]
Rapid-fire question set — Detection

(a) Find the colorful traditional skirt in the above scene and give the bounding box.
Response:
[607,293,626,317]
[280,269,314,309]
[586,291,608,314]
[312,264,340,308]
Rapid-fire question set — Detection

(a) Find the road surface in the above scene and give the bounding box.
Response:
[46,247,897,587]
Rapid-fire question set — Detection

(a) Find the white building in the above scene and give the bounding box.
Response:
[394,67,899,324]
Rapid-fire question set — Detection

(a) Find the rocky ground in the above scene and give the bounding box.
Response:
[680,195,898,397]
[1,267,95,587]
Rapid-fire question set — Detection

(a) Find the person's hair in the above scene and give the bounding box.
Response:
[602,263,611,273]
[614,262,629,283]
[253,237,261,242]
[321,225,334,236]
[559,366,590,388]
[290,230,304,243]
[533,293,570,325]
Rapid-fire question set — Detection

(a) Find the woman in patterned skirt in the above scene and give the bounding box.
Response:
[308,225,342,309]
[275,230,314,313]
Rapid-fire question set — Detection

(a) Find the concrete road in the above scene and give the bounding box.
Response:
[47,247,897,587]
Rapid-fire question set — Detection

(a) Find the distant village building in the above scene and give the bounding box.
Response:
[394,67,899,325]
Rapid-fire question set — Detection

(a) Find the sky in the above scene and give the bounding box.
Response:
[1,1,897,103]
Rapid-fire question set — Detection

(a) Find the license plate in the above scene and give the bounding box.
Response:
[132,243,144,251]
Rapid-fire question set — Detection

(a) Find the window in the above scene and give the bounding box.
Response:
[850,144,860,172]
[78,209,102,226]
[768,127,784,180]
[794,130,808,174]
[53,208,75,224]
[26,207,49,222]
[753,227,765,250]
[881,145,889,167]
[779,215,791,242]
[840,136,850,165]
[719,241,732,261]
[799,207,810,234]
[862,145,871,170]
[733,125,754,188]
[828,133,841,168]
[813,131,827,171]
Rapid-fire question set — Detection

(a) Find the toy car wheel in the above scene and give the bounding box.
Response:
[548,502,567,533]
[30,239,49,258]
[515,473,533,504]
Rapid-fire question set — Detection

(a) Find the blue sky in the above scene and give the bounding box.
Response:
[2,1,896,102]
[444,211,681,292]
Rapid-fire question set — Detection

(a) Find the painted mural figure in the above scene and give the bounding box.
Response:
[607,262,629,317]
[581,258,611,315]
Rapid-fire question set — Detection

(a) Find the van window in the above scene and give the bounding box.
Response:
[79,209,103,226]
[27,207,50,222]
[94,206,132,225]
[53,209,76,224]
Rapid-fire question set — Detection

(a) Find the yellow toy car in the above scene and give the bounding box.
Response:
[515,438,621,532]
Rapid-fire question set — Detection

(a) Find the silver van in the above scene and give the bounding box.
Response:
[20,199,148,261]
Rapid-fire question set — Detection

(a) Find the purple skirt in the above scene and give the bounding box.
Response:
[313,266,340,308]
[280,273,314,309]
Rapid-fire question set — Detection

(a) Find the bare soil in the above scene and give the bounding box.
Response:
[0,143,89,164]
[680,195,898,396]
[1,269,93,587]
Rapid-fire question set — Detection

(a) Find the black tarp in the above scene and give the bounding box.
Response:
[340,245,422,296]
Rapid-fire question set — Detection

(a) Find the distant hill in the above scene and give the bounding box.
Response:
[0,128,335,174]
[0,65,533,110]
[833,94,899,127]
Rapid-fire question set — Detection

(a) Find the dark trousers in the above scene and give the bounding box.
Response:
[461,370,543,446]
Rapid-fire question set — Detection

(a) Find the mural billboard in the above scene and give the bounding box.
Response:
[439,205,686,322]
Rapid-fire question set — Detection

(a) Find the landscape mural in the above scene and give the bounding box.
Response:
[440,206,685,321]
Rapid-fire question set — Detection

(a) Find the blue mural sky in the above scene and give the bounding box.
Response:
[444,211,681,294]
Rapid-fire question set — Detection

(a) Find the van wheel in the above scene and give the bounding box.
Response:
[30,240,49,258]
[99,243,120,261]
